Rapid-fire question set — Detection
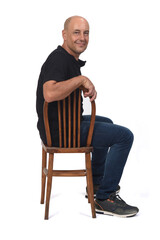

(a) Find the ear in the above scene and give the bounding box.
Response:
[62,30,67,41]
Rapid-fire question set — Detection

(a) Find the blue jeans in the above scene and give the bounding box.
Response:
[80,115,134,200]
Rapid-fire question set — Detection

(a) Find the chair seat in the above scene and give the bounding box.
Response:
[42,142,93,154]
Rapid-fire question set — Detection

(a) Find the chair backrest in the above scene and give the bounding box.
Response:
[43,88,96,148]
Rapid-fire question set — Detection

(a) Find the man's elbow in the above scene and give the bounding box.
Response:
[43,80,57,103]
[43,91,55,103]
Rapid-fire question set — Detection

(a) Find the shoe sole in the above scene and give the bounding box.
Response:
[95,209,138,218]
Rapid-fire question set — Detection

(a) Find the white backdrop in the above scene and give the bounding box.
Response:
[0,0,160,239]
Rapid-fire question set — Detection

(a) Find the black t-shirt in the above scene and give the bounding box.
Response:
[36,46,86,146]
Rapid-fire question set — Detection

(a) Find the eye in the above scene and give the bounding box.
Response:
[84,31,89,36]
[74,31,80,35]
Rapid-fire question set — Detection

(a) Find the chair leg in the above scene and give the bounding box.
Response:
[86,173,91,204]
[85,153,96,218]
[45,153,54,220]
[40,148,47,204]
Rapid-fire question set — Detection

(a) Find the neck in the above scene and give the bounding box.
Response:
[61,43,80,61]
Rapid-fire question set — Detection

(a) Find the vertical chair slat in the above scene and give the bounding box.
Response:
[43,102,52,147]
[73,90,76,147]
[86,101,96,147]
[58,101,62,147]
[63,99,67,147]
[68,95,71,148]
[77,89,81,147]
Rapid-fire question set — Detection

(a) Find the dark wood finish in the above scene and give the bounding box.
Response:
[44,169,86,177]
[87,100,96,146]
[58,101,62,147]
[68,95,71,148]
[73,90,76,147]
[63,99,67,147]
[41,88,96,219]
[41,142,93,153]
[40,148,47,204]
[85,152,96,217]
[78,89,81,147]
[45,153,54,220]
[43,102,52,147]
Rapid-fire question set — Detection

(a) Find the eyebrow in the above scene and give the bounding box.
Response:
[74,29,89,32]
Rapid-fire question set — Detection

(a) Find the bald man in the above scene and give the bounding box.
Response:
[36,16,139,217]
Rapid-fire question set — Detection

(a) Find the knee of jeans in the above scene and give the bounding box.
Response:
[121,127,134,144]
[110,119,114,124]
[126,129,134,144]
[108,118,113,124]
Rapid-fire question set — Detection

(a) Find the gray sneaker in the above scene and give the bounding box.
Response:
[85,185,120,198]
[95,192,139,218]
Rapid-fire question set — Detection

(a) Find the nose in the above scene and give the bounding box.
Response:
[79,33,85,41]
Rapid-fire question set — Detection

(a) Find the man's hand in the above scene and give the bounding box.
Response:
[81,76,97,102]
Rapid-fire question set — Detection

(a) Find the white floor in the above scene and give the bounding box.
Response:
[2,148,159,240]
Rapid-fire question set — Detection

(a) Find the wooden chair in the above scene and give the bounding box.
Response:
[40,88,96,219]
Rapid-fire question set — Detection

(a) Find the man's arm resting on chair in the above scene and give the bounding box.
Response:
[43,75,97,103]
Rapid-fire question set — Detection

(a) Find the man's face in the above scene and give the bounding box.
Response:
[62,17,89,59]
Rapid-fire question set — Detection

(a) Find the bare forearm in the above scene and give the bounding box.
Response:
[43,76,84,102]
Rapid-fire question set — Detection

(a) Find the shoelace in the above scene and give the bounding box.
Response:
[109,193,126,206]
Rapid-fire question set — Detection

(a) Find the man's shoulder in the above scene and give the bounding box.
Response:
[45,46,68,63]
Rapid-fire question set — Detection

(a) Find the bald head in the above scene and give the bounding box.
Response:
[62,16,89,60]
[64,16,89,31]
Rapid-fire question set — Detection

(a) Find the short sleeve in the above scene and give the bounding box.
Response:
[43,52,67,84]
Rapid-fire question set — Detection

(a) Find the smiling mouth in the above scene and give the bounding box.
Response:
[76,42,86,47]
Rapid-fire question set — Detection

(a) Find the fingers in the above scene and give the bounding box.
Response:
[83,84,95,97]
[83,89,97,102]
[83,89,93,97]
[81,76,97,101]
[89,90,97,102]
